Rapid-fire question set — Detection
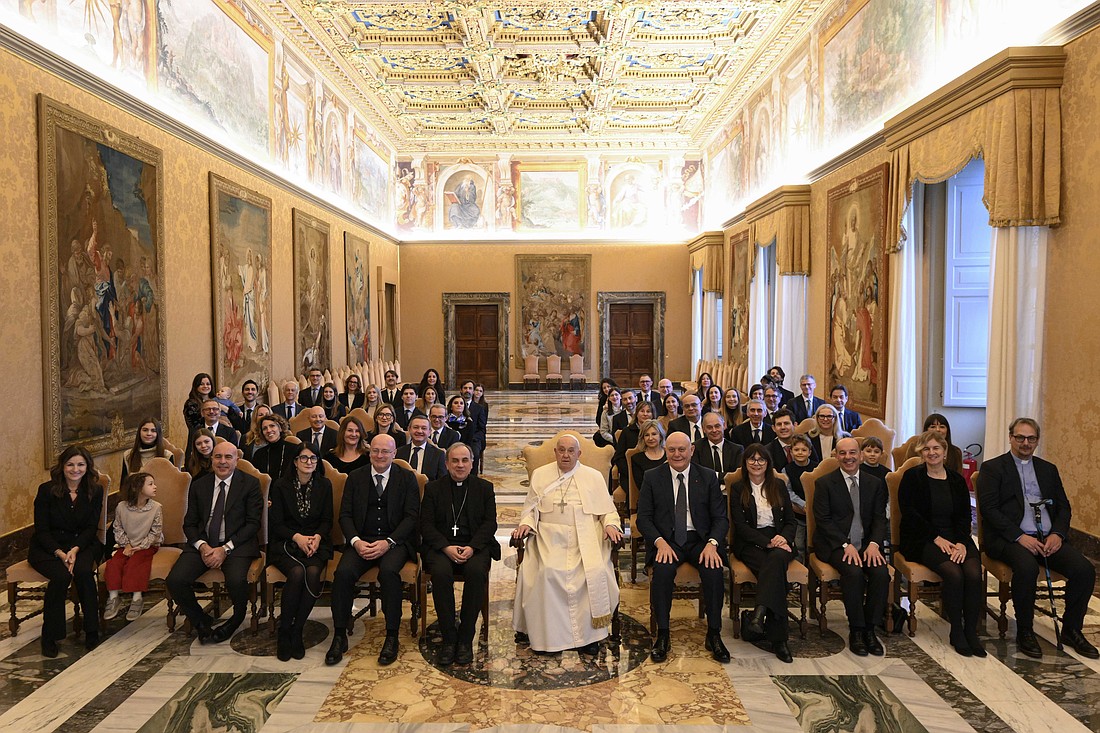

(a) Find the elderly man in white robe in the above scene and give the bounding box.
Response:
[512,434,623,654]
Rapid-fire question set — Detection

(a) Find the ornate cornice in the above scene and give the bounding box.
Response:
[742,184,811,223]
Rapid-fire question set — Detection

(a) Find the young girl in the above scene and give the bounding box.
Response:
[122,417,173,479]
[104,472,163,622]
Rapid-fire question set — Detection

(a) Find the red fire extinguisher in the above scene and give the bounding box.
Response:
[962,443,981,491]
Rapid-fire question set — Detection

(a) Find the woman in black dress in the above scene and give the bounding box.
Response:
[729,443,796,663]
[613,401,657,492]
[29,445,104,656]
[325,415,371,473]
[182,372,213,431]
[899,430,984,657]
[320,383,347,421]
[185,428,217,480]
[267,442,333,661]
[368,403,407,449]
[339,373,366,411]
[250,415,294,480]
[629,419,667,492]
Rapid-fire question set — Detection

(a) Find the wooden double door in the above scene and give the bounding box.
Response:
[454,304,499,389]
[607,302,655,386]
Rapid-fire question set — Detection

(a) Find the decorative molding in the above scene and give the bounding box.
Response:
[806,131,887,183]
[884,46,1066,151]
[597,291,667,381]
[0,24,398,244]
[742,184,812,223]
[685,230,725,254]
[1040,0,1100,45]
[441,292,511,391]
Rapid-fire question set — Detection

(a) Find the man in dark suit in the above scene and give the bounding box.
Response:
[186,399,240,464]
[636,375,660,415]
[232,379,264,434]
[789,375,826,423]
[977,418,1097,659]
[460,380,488,474]
[397,415,446,481]
[612,389,638,434]
[166,440,262,643]
[296,406,338,456]
[655,378,676,417]
[813,437,890,657]
[420,443,499,665]
[394,384,424,431]
[326,434,421,667]
[731,400,776,446]
[428,404,461,451]
[381,370,402,406]
[272,381,303,421]
[668,393,705,443]
[767,366,796,406]
[762,386,784,422]
[766,409,798,471]
[637,431,730,663]
[829,385,863,432]
[692,412,744,480]
[298,368,326,408]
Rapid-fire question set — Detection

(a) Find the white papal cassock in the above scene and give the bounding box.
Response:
[513,462,621,652]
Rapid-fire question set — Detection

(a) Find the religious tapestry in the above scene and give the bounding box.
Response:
[344,233,371,365]
[293,209,331,372]
[516,255,591,367]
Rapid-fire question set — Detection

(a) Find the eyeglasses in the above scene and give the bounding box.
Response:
[297,455,318,463]
[746,457,768,464]
[1011,434,1039,444]
[817,414,835,421]
[370,448,395,456]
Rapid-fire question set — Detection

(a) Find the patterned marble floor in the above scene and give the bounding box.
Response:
[1,390,1098,733]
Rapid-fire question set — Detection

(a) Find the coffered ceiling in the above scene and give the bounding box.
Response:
[271,1,824,151]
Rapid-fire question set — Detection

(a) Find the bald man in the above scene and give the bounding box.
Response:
[296,406,337,455]
[513,435,622,655]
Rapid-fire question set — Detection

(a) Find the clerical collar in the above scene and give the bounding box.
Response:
[558,465,579,480]
[1012,454,1031,465]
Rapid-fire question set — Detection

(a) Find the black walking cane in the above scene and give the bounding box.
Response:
[1029,498,1063,651]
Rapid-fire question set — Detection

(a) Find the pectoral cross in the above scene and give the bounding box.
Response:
[452,523,460,536]
[557,493,568,512]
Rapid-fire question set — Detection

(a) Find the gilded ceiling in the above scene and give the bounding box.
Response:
[275,1,824,151]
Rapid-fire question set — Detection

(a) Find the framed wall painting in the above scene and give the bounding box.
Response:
[38,95,168,462]
[728,231,751,370]
[513,162,586,231]
[344,232,371,365]
[209,173,273,393]
[825,163,890,419]
[293,209,331,372]
[515,254,591,367]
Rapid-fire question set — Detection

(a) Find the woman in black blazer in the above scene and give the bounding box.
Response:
[729,443,796,663]
[29,445,104,657]
[898,430,984,657]
[267,441,333,661]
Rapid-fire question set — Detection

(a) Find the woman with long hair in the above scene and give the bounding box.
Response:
[630,419,667,492]
[339,373,365,411]
[418,368,446,405]
[899,431,984,656]
[186,428,218,479]
[29,445,104,656]
[249,414,293,479]
[595,377,619,426]
[906,413,964,473]
[702,384,724,415]
[729,443,796,663]
[808,403,850,461]
[613,401,657,491]
[122,417,173,479]
[183,372,213,431]
[368,403,407,449]
[242,404,273,461]
[320,382,347,421]
[721,388,744,434]
[267,442,333,661]
[326,415,370,473]
[416,385,440,415]
[363,384,383,414]
[444,395,476,451]
[596,387,624,447]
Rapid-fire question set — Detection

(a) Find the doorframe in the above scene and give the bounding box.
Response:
[598,291,666,381]
[442,292,511,391]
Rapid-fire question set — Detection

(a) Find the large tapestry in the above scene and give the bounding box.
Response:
[825,163,890,419]
[344,233,371,365]
[728,231,751,370]
[516,255,590,366]
[210,173,272,393]
[38,96,167,461]
[293,209,331,372]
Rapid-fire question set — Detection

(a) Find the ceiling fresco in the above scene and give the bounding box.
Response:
[276,1,825,151]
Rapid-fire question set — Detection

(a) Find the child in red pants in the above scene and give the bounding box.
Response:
[104,472,163,621]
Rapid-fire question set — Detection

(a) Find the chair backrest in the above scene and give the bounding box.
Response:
[886,456,923,549]
[547,354,562,375]
[624,445,644,514]
[972,470,985,548]
[288,411,312,433]
[267,380,280,407]
[853,418,898,470]
[235,459,272,545]
[344,407,375,433]
[892,435,919,473]
[142,456,191,545]
[724,467,788,546]
[325,419,340,431]
[796,417,816,434]
[393,458,428,499]
[801,457,840,555]
[569,353,583,375]
[95,472,112,545]
[521,430,614,483]
[284,434,302,445]
[162,437,185,467]
[524,354,539,375]
[324,462,348,546]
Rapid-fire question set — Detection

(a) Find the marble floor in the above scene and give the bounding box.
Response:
[1,390,1099,733]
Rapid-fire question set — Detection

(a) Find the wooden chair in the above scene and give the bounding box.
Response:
[801,459,896,634]
[892,435,920,474]
[521,430,614,484]
[546,355,563,390]
[343,408,374,433]
[288,411,312,433]
[166,461,269,634]
[887,457,943,636]
[973,470,1066,638]
[139,458,189,626]
[523,355,541,390]
[162,438,185,467]
[8,473,111,635]
[852,419,897,470]
[624,445,646,582]
[724,470,809,639]
[795,418,816,434]
[568,354,585,389]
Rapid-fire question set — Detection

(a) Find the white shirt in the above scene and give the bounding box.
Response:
[351,465,393,546]
[670,467,696,532]
[195,472,236,551]
[750,481,774,528]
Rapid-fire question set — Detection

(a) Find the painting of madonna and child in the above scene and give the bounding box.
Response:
[516,255,591,369]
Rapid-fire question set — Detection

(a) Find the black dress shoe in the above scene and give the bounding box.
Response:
[455,641,474,665]
[84,634,100,651]
[742,607,767,642]
[514,631,530,644]
[210,622,237,644]
[950,630,972,657]
[705,630,731,663]
[1061,628,1100,659]
[863,629,884,656]
[41,638,59,658]
[277,628,293,662]
[774,641,793,663]
[965,630,987,658]
[650,630,670,662]
[849,631,868,656]
[438,642,456,666]
[291,635,306,660]
[1017,631,1043,659]
[576,641,600,655]
[378,634,399,665]
[324,633,348,666]
[195,623,214,644]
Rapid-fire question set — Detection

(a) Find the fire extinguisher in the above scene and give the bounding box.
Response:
[962,443,981,491]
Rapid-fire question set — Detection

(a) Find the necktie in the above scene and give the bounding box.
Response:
[313,431,323,453]
[753,428,761,443]
[848,475,862,549]
[244,407,252,425]
[806,399,812,416]
[374,474,385,498]
[433,430,440,444]
[712,445,722,474]
[693,424,701,443]
[208,480,226,544]
[674,473,688,546]
[412,446,421,473]
[784,444,792,462]
[287,404,294,417]
[312,388,319,403]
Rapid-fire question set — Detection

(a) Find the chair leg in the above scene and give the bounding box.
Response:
[8,582,18,636]
[907,582,917,637]
[267,581,277,635]
[630,541,638,583]
[418,577,427,638]
[818,584,829,634]
[799,582,808,639]
[730,583,742,636]
[998,582,1010,639]
[249,584,259,634]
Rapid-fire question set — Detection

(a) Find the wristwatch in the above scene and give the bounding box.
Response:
[707,538,719,547]
[842,542,850,549]
[386,537,396,548]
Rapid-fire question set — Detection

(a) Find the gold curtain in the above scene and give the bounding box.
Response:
[688,233,725,294]
[744,186,811,277]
